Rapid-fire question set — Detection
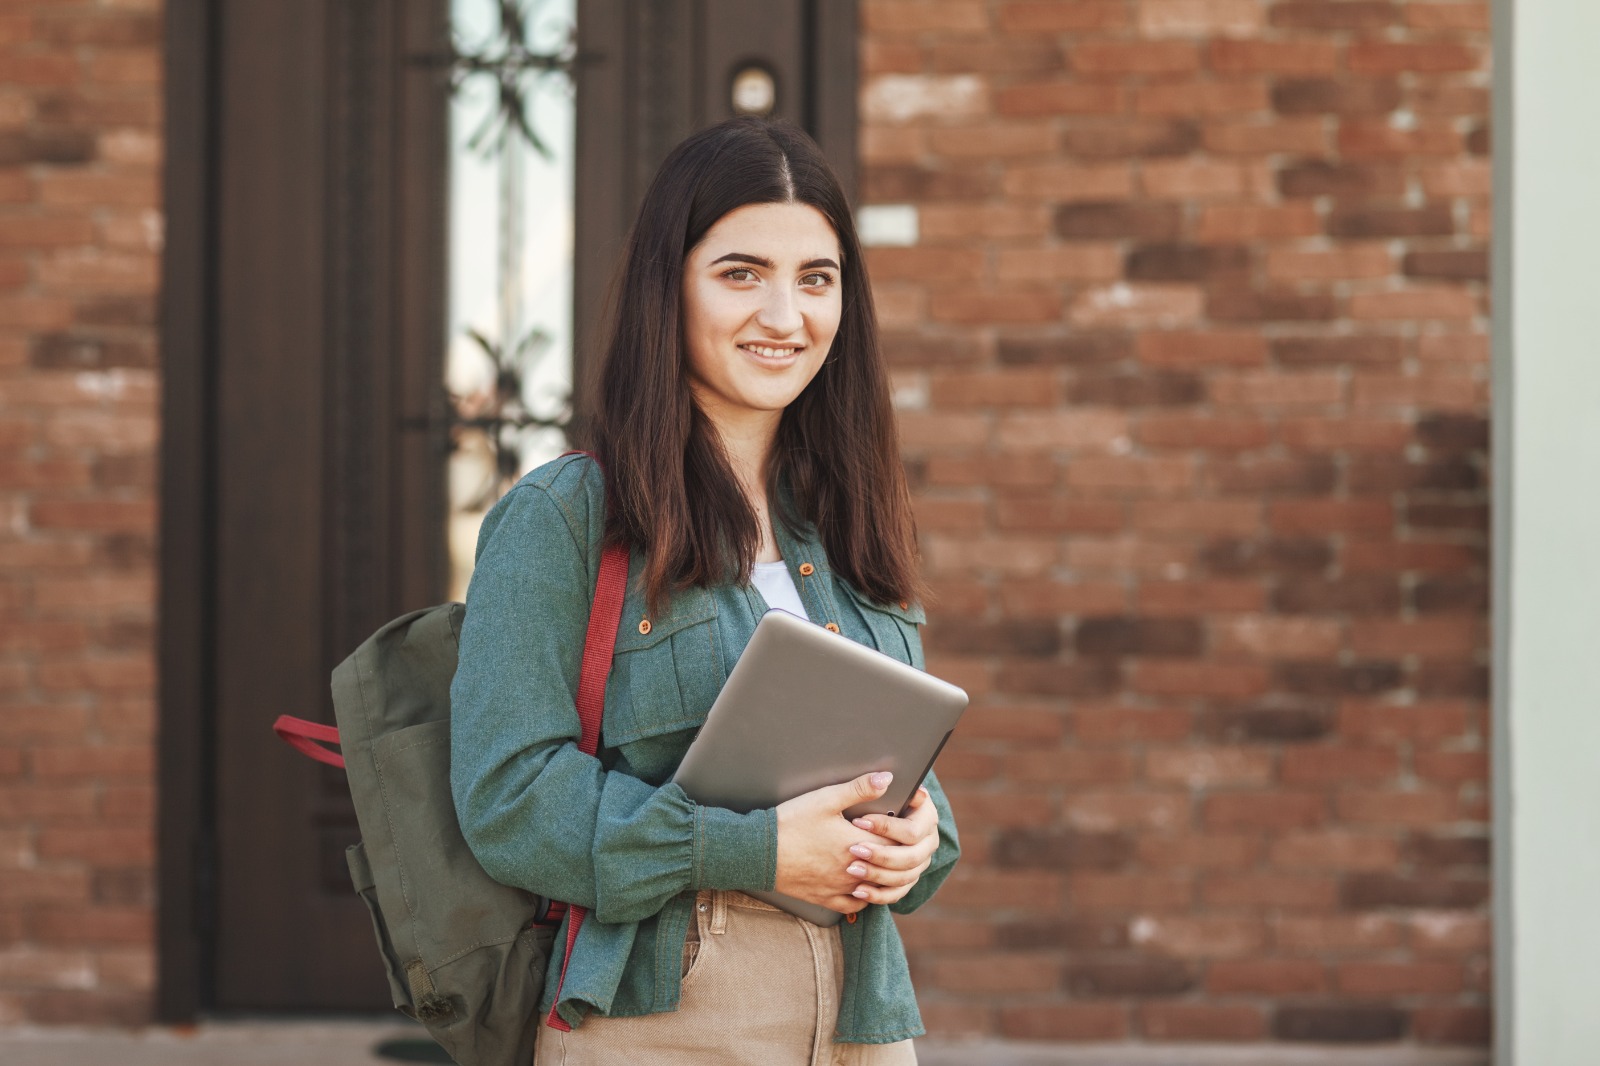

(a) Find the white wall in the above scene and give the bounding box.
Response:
[1493,0,1600,1061]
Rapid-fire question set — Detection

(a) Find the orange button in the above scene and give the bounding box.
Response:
[798,562,815,576]
[825,622,840,633]
[846,912,858,924]
[899,602,909,610]
[638,619,652,635]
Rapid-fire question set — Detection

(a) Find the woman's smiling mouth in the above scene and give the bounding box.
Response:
[738,343,805,359]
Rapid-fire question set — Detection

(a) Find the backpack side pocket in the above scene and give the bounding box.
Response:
[346,841,411,1012]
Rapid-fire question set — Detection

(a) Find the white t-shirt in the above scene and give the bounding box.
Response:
[749,560,810,621]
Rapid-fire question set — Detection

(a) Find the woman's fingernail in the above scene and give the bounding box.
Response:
[847,864,866,877]
[849,844,872,859]
[870,771,893,790]
[852,888,870,899]
[853,818,874,830]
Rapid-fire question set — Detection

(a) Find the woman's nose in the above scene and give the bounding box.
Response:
[755,284,803,335]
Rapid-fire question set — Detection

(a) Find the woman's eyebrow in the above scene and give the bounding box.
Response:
[707,252,841,271]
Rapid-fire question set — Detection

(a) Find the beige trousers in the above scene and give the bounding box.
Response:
[532,890,918,1066]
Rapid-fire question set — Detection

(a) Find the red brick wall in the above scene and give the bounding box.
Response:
[0,0,163,1025]
[861,0,1491,1046]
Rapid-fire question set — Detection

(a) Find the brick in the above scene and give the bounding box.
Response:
[861,75,987,123]
[1065,458,1194,495]
[999,1003,1127,1041]
[1339,699,1474,743]
[1209,39,1340,74]
[1139,159,1252,199]
[1273,78,1402,116]
[1004,161,1132,199]
[994,497,1124,533]
[1138,579,1267,614]
[1342,873,1492,911]
[1065,956,1194,996]
[1204,791,1327,830]
[928,122,1057,159]
[1413,1006,1491,1046]
[0,868,93,904]
[1073,706,1193,745]
[929,291,1061,325]
[1137,415,1274,451]
[1213,616,1342,657]
[928,369,1060,407]
[919,204,1050,243]
[1203,119,1328,155]
[1000,332,1130,366]
[1131,500,1261,536]
[861,40,921,74]
[1207,959,1326,995]
[998,579,1126,617]
[1211,372,1343,408]
[1127,244,1251,282]
[1002,750,1137,786]
[1421,160,1492,197]
[29,745,152,781]
[1348,41,1485,74]
[1135,81,1270,117]
[1067,539,1197,576]
[1339,121,1463,158]
[1329,204,1455,238]
[1065,792,1191,833]
[1208,457,1340,496]
[1351,373,1485,410]
[1267,244,1392,282]
[929,40,1063,74]
[1410,910,1490,950]
[962,704,1067,744]
[1070,872,1194,911]
[941,788,1056,829]
[1278,161,1406,199]
[996,918,1127,951]
[1403,249,1488,280]
[1138,331,1267,368]
[1407,1,1491,29]
[1414,750,1488,783]
[1055,202,1179,240]
[1067,372,1205,407]
[1338,961,1462,996]
[995,245,1121,283]
[997,82,1124,117]
[1207,290,1338,323]
[1068,283,1204,328]
[1131,660,1269,699]
[1271,2,1398,29]
[994,661,1122,698]
[1145,748,1273,787]
[1278,416,1412,451]
[1273,335,1406,366]
[1349,620,1482,657]
[1274,915,1404,952]
[924,952,1062,994]
[1273,1004,1406,1042]
[1337,789,1460,827]
[1130,914,1267,959]
[862,1,989,33]
[1072,41,1199,75]
[1351,287,1480,321]
[1270,499,1393,534]
[36,827,152,865]
[1412,83,1490,117]
[996,409,1128,450]
[1134,834,1262,870]
[1061,120,1200,159]
[1270,832,1399,871]
[1204,873,1339,910]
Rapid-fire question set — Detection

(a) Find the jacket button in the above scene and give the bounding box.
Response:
[846,912,858,924]
[899,601,909,610]
[825,622,840,633]
[798,562,815,577]
[638,619,652,636]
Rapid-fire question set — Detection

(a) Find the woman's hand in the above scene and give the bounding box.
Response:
[839,785,939,906]
[774,771,898,915]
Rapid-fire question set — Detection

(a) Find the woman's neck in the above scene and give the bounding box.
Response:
[703,406,782,562]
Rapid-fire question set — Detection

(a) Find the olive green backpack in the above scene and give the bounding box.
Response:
[274,542,629,1065]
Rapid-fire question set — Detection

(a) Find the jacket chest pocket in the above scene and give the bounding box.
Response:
[603,587,724,763]
[839,583,927,670]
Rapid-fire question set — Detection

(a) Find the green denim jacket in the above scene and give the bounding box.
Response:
[449,454,960,1044]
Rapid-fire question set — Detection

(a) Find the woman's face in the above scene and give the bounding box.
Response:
[681,201,842,429]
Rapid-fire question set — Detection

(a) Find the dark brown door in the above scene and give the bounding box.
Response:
[163,0,857,1015]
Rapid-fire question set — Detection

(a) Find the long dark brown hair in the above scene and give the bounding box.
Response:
[583,117,926,613]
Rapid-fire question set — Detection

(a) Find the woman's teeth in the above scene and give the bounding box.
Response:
[740,344,800,358]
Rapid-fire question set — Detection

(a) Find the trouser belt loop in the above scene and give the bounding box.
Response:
[711,890,729,935]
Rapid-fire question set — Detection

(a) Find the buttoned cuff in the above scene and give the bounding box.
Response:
[689,801,778,892]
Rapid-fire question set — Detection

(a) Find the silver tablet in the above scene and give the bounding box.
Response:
[671,608,968,926]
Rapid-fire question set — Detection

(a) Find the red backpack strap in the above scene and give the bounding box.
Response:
[544,538,629,1032]
[273,714,345,769]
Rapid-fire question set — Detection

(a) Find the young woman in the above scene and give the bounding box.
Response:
[450,117,959,1066]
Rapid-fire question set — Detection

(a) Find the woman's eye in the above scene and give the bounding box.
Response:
[722,267,756,282]
[801,272,835,288]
